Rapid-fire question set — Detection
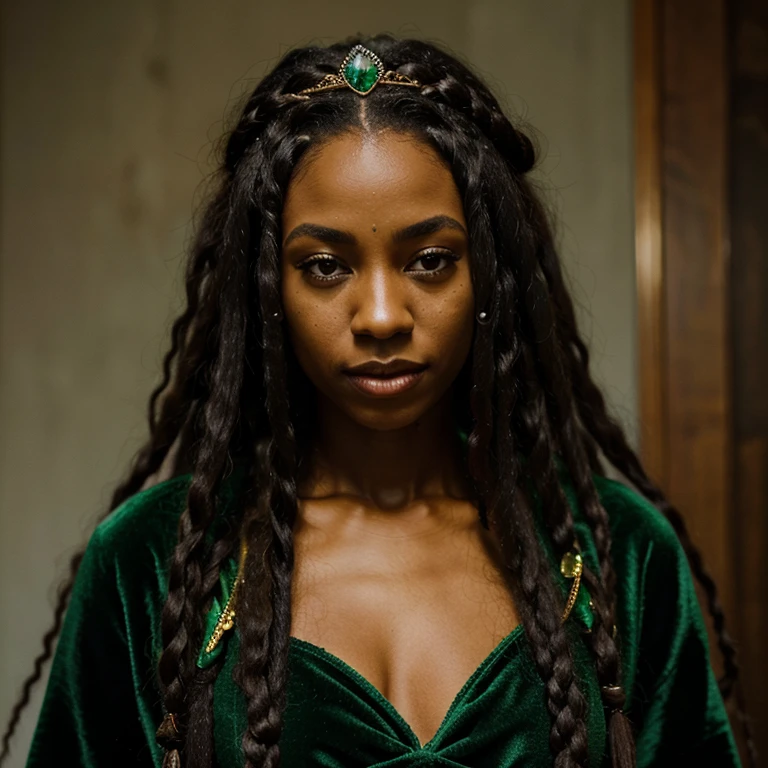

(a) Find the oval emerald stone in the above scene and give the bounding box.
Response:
[343,52,379,93]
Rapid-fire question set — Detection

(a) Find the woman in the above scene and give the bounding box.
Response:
[1,34,747,768]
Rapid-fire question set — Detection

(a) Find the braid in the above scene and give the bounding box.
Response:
[523,171,751,749]
[0,153,235,765]
[459,139,590,765]
[506,198,637,763]
[570,341,740,694]
[158,181,250,767]
[506,140,747,761]
[0,550,85,762]
[421,70,638,763]
[561,340,755,760]
[396,49,536,176]
[255,145,299,722]
[504,361,592,767]
[234,490,278,767]
[228,107,304,767]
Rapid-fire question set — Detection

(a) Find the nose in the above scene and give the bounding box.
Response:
[349,267,414,339]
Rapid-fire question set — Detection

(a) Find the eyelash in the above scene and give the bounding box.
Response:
[297,249,460,284]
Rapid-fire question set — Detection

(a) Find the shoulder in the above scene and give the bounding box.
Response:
[52,474,197,677]
[27,479,198,767]
[559,470,740,759]
[581,475,712,684]
[97,472,193,537]
[553,460,681,560]
[589,472,683,566]
[62,475,196,629]
[583,473,691,619]
[86,467,246,577]
[562,470,699,652]
[91,473,194,568]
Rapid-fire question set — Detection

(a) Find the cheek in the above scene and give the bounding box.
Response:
[418,287,475,377]
[282,286,343,379]
[439,280,475,345]
[446,303,475,360]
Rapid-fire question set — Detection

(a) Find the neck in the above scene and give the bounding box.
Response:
[297,389,473,510]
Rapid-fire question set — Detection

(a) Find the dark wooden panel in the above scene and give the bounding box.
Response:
[661,0,735,617]
[635,0,764,759]
[730,0,768,755]
[734,440,768,758]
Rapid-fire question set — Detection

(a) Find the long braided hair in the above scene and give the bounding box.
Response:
[1,33,750,768]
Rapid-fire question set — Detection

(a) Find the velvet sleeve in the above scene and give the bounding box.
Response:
[598,477,742,768]
[25,504,172,768]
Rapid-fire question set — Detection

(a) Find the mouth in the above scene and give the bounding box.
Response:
[343,360,428,397]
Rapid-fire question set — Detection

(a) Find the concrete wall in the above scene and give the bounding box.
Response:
[0,1,633,763]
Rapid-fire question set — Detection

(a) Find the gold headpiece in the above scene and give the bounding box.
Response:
[285,44,422,101]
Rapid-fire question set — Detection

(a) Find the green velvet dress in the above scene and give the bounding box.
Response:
[25,466,741,767]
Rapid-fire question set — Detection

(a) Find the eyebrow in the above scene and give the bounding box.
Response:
[282,214,467,248]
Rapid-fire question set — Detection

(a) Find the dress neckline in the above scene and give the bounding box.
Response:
[288,623,526,750]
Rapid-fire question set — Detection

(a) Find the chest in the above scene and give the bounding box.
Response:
[213,614,606,767]
[289,505,521,747]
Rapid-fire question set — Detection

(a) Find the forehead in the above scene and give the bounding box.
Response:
[282,131,465,230]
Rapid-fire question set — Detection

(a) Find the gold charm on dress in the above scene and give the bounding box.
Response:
[560,547,583,624]
[204,538,248,654]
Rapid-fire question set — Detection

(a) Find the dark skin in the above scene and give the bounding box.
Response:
[280,129,521,747]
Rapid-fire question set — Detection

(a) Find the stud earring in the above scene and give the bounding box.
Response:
[476,310,490,325]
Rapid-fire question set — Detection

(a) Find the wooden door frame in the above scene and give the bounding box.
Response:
[633,0,735,616]
[634,0,667,493]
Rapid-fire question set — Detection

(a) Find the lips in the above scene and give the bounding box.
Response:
[343,359,427,377]
[343,359,428,397]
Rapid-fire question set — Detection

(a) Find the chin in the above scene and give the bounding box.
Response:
[346,406,427,432]
[362,418,423,433]
[338,387,452,432]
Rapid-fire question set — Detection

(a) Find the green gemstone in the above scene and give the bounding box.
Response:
[343,51,379,93]
[560,551,583,579]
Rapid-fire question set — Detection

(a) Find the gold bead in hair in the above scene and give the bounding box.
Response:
[156,712,182,748]
[600,683,626,714]
[156,712,183,767]
[162,750,181,768]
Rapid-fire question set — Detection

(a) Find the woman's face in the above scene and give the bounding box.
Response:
[280,130,475,432]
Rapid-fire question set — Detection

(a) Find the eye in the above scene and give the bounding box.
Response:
[407,248,460,279]
[296,248,460,285]
[297,255,349,283]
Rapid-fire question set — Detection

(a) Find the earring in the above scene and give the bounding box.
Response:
[476,310,490,325]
